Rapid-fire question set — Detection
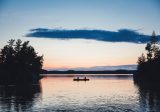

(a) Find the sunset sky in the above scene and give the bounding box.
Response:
[0,0,160,70]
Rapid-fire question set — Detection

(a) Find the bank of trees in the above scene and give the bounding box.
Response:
[0,39,43,84]
[136,31,160,81]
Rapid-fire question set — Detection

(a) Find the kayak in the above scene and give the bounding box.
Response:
[73,78,89,81]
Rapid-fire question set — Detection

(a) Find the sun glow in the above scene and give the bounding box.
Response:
[28,38,146,69]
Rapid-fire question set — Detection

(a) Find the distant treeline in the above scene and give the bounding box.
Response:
[41,69,136,74]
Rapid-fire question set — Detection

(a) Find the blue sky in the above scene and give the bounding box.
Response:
[1,0,160,36]
[0,0,160,69]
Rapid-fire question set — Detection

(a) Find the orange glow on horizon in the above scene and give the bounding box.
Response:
[43,58,137,69]
[30,38,145,70]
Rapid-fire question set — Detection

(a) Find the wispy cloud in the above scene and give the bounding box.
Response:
[26,28,160,43]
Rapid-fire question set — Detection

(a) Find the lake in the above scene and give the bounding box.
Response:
[0,74,160,112]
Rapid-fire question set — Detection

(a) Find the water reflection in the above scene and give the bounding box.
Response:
[40,76,139,111]
[0,75,160,111]
[0,83,42,111]
[134,81,160,112]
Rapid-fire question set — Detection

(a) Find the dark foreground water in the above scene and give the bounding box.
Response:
[0,74,160,112]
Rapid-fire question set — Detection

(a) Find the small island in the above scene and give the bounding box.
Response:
[0,39,43,85]
[134,31,160,83]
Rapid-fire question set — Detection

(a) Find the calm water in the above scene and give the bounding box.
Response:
[0,74,160,112]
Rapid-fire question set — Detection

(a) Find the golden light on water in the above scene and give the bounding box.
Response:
[40,76,138,105]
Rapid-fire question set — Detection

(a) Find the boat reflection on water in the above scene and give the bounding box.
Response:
[134,80,160,112]
[0,83,42,111]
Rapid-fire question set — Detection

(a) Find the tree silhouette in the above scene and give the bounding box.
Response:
[136,31,160,81]
[137,53,146,65]
[0,39,43,84]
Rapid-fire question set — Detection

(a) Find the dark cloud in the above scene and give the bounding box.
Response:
[26,28,160,43]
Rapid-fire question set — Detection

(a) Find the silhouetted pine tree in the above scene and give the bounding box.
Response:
[136,31,160,81]
[0,39,43,84]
